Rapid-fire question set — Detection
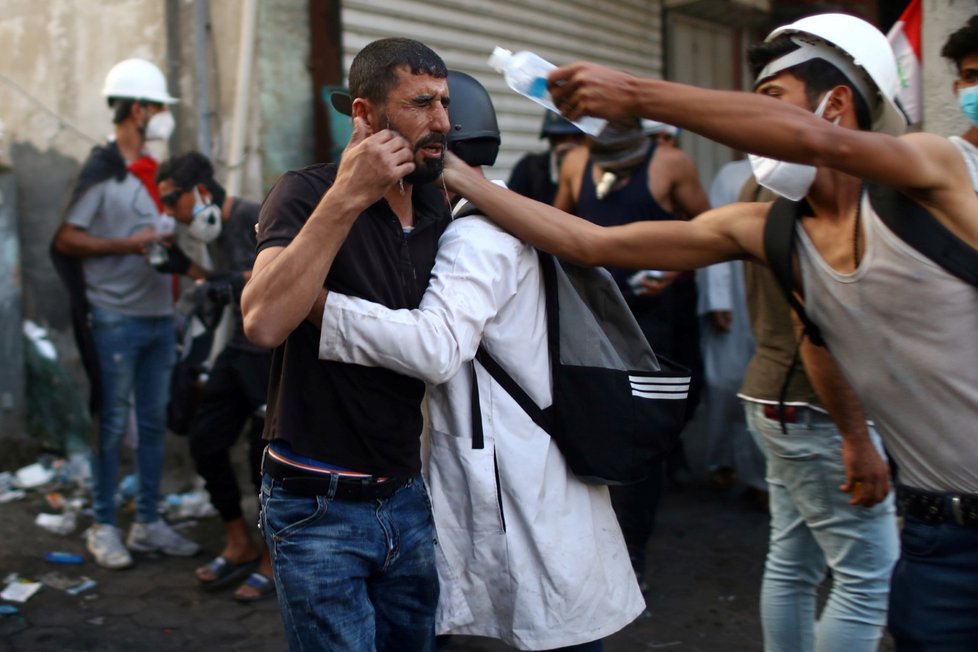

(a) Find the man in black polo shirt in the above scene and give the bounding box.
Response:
[241,38,451,650]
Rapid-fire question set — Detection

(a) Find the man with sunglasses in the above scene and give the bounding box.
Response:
[156,151,273,602]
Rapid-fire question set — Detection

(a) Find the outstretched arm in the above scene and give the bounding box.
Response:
[443,151,765,272]
[242,119,415,348]
[546,62,978,244]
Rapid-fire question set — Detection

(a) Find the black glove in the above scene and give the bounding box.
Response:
[203,280,233,306]
[202,272,246,305]
[150,243,192,275]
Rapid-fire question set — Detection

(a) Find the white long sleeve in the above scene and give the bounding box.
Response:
[319,216,528,385]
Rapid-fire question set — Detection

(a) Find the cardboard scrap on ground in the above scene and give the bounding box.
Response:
[13,463,55,489]
[1,579,42,603]
[35,512,77,535]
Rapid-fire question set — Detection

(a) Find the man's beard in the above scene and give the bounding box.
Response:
[404,155,444,185]
[385,118,445,185]
[404,132,446,185]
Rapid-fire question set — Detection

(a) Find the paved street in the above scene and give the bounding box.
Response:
[0,438,896,651]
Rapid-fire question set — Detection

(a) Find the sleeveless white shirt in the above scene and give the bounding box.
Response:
[950,136,978,191]
[796,192,978,492]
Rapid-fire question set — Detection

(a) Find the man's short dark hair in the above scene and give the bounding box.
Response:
[941,15,978,68]
[348,38,447,107]
[108,98,163,125]
[157,151,227,207]
[748,36,872,131]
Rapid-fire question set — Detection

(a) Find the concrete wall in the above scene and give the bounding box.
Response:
[0,1,313,398]
[0,0,315,311]
[921,0,975,137]
[0,0,169,335]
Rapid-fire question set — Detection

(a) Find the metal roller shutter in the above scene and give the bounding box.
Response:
[341,0,663,181]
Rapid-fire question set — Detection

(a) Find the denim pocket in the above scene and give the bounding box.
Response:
[899,518,943,557]
[263,483,329,542]
[763,437,843,524]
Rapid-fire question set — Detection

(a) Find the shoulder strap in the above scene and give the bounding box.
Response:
[474,346,551,435]
[469,247,558,441]
[867,183,978,288]
[763,197,826,347]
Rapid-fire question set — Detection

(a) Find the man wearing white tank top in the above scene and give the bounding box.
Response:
[942,16,978,192]
[439,12,978,651]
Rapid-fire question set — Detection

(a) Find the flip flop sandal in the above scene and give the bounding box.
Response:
[197,555,260,592]
[234,571,276,603]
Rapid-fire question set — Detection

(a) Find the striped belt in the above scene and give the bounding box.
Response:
[262,450,406,501]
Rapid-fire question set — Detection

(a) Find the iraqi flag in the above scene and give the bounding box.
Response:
[887,0,922,124]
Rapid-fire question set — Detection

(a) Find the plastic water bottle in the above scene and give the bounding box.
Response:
[488,47,607,137]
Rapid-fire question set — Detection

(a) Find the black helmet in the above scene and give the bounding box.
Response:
[446,70,500,167]
[539,111,583,139]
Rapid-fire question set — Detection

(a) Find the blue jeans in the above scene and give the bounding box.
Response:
[260,473,439,651]
[888,517,978,651]
[744,402,899,652]
[90,306,175,525]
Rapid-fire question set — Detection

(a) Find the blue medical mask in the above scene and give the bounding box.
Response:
[959,85,978,127]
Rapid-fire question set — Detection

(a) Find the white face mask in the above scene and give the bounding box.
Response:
[188,188,223,243]
[748,93,835,201]
[145,110,175,141]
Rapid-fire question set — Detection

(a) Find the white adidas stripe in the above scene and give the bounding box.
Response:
[630,380,690,390]
[629,375,691,384]
[632,389,689,399]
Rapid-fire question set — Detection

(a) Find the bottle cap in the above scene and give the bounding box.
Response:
[487,47,512,73]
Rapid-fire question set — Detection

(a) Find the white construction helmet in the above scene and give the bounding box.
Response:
[641,119,679,138]
[102,58,178,105]
[762,13,906,135]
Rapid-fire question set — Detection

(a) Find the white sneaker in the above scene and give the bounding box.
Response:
[127,519,200,556]
[86,524,134,569]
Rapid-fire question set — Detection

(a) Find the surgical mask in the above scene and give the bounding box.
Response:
[959,85,978,127]
[748,93,835,201]
[188,188,222,242]
[145,110,175,141]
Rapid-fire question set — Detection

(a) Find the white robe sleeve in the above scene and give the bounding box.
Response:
[319,217,522,385]
[696,261,734,314]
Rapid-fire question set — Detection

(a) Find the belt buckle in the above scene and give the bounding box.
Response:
[951,495,965,526]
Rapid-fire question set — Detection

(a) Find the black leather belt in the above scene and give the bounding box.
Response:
[262,451,406,501]
[896,485,978,527]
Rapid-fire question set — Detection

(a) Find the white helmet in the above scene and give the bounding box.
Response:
[102,58,178,105]
[641,119,679,138]
[763,13,906,135]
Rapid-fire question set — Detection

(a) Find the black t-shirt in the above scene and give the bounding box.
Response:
[256,163,450,477]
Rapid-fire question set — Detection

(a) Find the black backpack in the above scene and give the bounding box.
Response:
[470,250,691,485]
[764,183,978,347]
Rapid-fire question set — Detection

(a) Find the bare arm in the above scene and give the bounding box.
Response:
[444,151,764,272]
[795,318,890,507]
[242,120,415,348]
[52,223,159,258]
[553,146,586,212]
[664,147,711,220]
[547,63,977,221]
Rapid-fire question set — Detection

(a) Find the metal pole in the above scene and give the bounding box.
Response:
[226,0,258,196]
[193,0,212,158]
